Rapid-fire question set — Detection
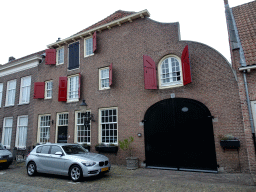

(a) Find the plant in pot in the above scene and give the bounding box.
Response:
[219,134,240,149]
[95,143,118,153]
[119,136,138,169]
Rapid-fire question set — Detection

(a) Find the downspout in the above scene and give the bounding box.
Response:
[229,7,256,149]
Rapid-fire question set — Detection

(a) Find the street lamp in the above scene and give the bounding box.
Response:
[80,99,95,126]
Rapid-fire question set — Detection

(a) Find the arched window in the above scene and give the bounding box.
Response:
[158,55,183,89]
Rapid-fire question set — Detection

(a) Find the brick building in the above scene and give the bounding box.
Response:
[0,8,253,173]
[0,51,43,154]
[224,0,256,176]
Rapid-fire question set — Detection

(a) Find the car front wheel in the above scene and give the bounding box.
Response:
[70,165,83,182]
[27,162,37,176]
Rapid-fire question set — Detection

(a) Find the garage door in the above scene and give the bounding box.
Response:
[144,98,217,172]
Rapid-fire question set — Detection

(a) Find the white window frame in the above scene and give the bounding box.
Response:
[5,79,16,106]
[158,55,183,89]
[19,76,31,104]
[98,107,118,144]
[67,74,79,102]
[45,80,53,99]
[37,114,51,144]
[0,83,3,107]
[99,67,110,90]
[56,47,64,65]
[84,36,94,57]
[1,117,13,149]
[15,115,28,149]
[55,112,69,143]
[74,110,91,145]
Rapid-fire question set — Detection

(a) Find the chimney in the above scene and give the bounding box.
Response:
[56,37,61,42]
[8,56,15,62]
[224,0,229,5]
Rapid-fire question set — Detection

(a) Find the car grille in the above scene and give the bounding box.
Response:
[1,155,8,159]
[99,161,108,166]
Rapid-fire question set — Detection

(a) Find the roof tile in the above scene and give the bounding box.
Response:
[232,1,256,66]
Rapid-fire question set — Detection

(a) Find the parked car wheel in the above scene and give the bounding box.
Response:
[27,162,37,176]
[69,165,83,182]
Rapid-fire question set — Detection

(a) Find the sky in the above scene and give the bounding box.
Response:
[0,0,253,65]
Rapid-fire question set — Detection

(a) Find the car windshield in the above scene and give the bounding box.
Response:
[62,145,88,155]
[0,143,4,150]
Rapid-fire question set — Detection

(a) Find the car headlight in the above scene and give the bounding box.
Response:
[81,161,96,167]
[9,154,13,158]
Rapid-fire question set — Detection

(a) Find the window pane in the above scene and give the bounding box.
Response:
[100,108,117,144]
[41,146,50,154]
[161,57,181,86]
[86,38,93,56]
[76,112,91,144]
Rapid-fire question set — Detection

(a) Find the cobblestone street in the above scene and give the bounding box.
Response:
[0,162,256,192]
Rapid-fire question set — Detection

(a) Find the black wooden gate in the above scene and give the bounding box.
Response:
[144,98,217,172]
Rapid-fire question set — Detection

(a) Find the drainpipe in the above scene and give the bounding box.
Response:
[226,1,256,150]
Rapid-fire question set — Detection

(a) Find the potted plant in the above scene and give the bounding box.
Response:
[219,134,240,149]
[95,143,118,153]
[119,136,138,169]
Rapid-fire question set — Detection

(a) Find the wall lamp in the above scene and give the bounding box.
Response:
[80,99,95,126]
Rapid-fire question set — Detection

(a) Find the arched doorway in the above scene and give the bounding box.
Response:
[144,98,217,172]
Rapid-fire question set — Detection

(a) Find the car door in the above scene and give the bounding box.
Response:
[47,145,68,175]
[36,145,51,173]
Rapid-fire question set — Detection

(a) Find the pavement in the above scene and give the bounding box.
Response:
[0,161,256,191]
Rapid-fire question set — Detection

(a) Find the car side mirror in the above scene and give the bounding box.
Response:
[55,151,63,156]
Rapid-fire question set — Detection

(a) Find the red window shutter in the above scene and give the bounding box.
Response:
[34,82,45,99]
[78,73,81,99]
[143,55,157,89]
[93,31,97,53]
[109,63,113,86]
[181,45,192,85]
[45,49,56,65]
[58,77,67,102]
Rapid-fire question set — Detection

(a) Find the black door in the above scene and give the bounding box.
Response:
[144,98,217,172]
[57,126,68,143]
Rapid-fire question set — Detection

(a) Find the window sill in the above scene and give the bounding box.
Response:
[84,53,94,58]
[99,87,110,91]
[159,83,183,89]
[18,103,29,106]
[67,67,80,71]
[44,97,52,100]
[67,99,79,103]
[4,105,14,108]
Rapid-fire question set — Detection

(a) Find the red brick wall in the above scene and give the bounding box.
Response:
[0,65,39,154]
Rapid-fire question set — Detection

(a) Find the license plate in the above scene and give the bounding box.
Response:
[101,167,108,172]
[0,160,7,163]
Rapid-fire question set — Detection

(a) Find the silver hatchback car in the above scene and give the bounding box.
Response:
[26,143,111,182]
